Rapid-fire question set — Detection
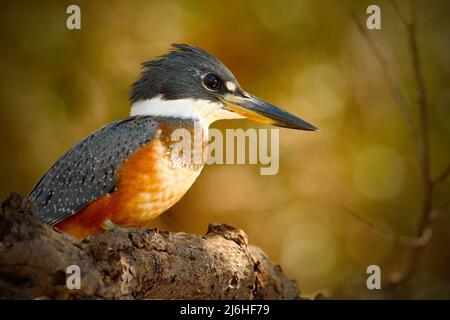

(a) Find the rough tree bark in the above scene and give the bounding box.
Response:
[0,194,300,299]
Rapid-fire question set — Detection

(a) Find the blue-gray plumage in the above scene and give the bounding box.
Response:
[130,44,242,103]
[28,116,158,225]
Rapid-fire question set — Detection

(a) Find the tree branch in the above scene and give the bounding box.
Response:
[0,194,300,300]
[339,203,431,248]
[406,3,432,232]
[351,3,438,282]
[350,12,422,161]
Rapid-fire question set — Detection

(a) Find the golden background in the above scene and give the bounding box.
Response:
[1,0,449,298]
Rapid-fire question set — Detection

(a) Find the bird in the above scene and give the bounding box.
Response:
[28,44,317,240]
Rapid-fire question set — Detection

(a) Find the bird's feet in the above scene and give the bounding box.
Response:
[101,219,129,233]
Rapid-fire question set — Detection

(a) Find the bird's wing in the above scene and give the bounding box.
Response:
[28,116,159,225]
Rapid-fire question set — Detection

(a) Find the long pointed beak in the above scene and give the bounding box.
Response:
[220,93,318,131]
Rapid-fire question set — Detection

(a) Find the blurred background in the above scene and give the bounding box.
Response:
[1,0,449,299]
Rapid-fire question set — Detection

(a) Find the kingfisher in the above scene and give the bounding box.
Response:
[28,44,317,240]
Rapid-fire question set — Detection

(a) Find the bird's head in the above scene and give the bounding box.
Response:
[130,44,317,131]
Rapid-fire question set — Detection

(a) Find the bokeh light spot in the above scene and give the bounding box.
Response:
[281,223,337,279]
[292,64,348,121]
[353,145,405,200]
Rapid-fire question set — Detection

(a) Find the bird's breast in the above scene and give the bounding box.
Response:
[112,134,204,224]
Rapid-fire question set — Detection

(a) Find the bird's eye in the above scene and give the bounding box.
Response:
[203,73,221,90]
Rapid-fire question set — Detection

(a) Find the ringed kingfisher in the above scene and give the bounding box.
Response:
[28,44,317,240]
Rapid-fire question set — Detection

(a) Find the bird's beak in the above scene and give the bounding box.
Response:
[220,92,318,131]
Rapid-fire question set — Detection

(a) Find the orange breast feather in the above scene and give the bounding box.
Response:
[56,138,201,240]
